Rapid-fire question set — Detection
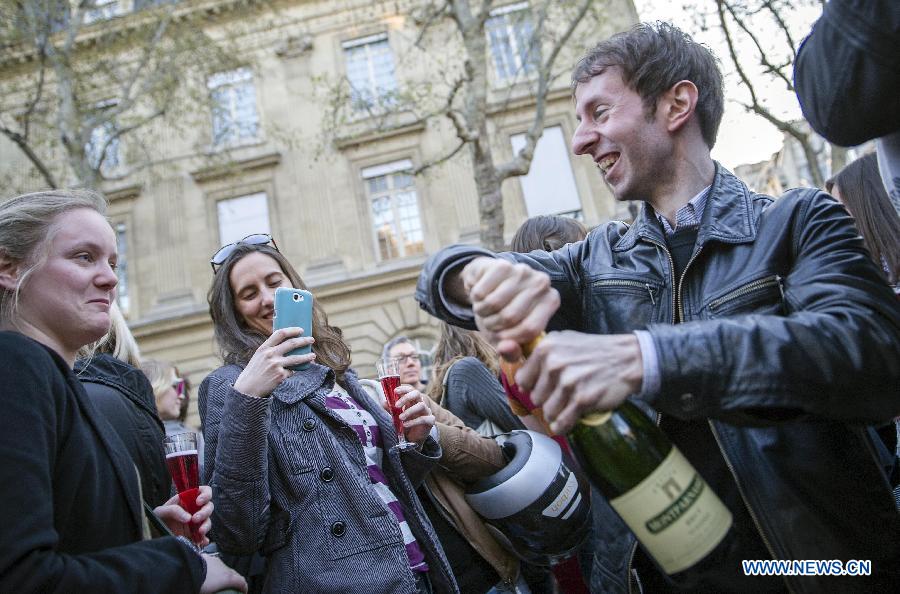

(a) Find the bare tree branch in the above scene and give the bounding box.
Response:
[497,0,592,181]
[715,0,823,186]
[721,0,793,91]
[763,0,797,56]
[0,123,58,187]
[412,139,466,175]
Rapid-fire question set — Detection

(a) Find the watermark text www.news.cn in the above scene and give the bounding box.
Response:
[742,559,871,577]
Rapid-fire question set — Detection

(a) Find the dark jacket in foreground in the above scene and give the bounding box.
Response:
[416,165,900,592]
[200,363,458,594]
[0,332,205,593]
[76,353,171,507]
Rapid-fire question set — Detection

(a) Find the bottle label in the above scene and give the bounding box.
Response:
[608,447,732,574]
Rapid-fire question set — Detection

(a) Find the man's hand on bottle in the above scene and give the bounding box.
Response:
[460,257,560,360]
[515,331,644,434]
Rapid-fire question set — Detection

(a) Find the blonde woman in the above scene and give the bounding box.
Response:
[0,189,245,593]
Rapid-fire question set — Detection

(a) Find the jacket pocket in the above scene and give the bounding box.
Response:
[587,275,662,332]
[706,274,785,318]
[274,431,316,475]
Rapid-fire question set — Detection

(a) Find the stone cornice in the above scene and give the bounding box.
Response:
[189,150,282,183]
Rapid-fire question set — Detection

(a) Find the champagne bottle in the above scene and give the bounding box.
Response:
[500,335,733,576]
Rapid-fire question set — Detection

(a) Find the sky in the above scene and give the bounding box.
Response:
[631,0,823,170]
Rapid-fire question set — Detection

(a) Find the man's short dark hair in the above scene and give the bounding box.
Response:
[572,21,725,149]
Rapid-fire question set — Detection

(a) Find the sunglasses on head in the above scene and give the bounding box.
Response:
[172,378,185,396]
[210,233,279,273]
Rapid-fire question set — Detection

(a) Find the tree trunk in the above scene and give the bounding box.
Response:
[830,143,849,177]
[797,134,825,188]
[472,133,505,251]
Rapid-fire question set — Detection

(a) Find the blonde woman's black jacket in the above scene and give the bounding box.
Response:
[416,164,900,592]
[76,353,171,507]
[0,332,205,593]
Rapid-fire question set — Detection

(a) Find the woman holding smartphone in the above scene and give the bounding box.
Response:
[0,190,246,593]
[200,238,456,594]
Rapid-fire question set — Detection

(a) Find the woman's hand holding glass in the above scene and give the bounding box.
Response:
[387,385,435,446]
[233,327,315,397]
[154,485,214,547]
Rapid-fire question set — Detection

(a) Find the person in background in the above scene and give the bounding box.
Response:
[144,358,206,478]
[826,152,900,509]
[825,152,900,292]
[0,189,245,593]
[509,215,588,255]
[201,238,456,593]
[75,303,171,508]
[378,332,526,593]
[177,367,195,424]
[383,335,429,391]
[425,323,523,435]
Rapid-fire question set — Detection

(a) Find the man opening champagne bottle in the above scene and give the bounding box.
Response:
[416,22,900,593]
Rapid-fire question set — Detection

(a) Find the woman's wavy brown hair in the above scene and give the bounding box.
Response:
[207,243,351,385]
[426,321,499,402]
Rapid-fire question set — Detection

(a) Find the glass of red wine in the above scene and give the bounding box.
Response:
[375,357,415,450]
[163,432,203,545]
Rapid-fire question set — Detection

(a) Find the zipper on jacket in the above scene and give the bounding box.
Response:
[675,246,704,323]
[644,238,677,321]
[592,278,659,305]
[708,275,783,311]
[707,421,793,592]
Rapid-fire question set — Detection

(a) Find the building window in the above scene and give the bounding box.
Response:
[133,0,177,10]
[114,222,130,313]
[510,125,582,218]
[486,2,537,83]
[84,0,123,24]
[86,100,120,172]
[343,33,398,112]
[217,192,271,246]
[362,160,424,261]
[208,67,260,147]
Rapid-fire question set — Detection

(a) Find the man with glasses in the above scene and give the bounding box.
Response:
[382,336,427,391]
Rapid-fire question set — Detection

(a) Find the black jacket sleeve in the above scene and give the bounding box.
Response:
[793,0,900,146]
[649,190,900,425]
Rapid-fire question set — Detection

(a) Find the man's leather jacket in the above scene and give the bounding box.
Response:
[416,165,900,592]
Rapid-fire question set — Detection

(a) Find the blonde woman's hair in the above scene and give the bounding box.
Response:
[141,358,178,411]
[78,303,142,367]
[0,189,108,327]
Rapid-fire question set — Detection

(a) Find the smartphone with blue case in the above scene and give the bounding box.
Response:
[273,287,313,370]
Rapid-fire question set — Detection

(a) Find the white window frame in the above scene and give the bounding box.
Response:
[342,33,398,113]
[83,0,124,24]
[216,192,271,247]
[510,125,582,219]
[362,159,425,262]
[208,67,260,148]
[486,2,538,85]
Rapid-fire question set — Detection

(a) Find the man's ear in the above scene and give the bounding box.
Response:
[663,80,699,134]
[0,254,21,291]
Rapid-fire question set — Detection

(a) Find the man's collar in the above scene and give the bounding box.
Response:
[614,162,758,251]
